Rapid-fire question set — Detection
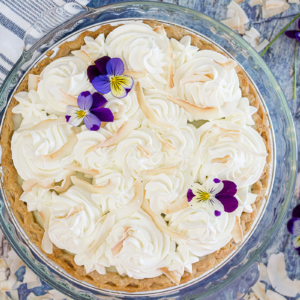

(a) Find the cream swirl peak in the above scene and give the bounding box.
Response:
[11,21,269,287]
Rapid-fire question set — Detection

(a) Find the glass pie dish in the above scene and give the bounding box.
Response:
[0,1,297,299]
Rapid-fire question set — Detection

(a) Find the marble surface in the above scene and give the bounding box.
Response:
[1,0,300,299]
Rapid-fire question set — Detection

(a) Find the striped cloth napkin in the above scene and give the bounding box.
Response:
[0,0,90,86]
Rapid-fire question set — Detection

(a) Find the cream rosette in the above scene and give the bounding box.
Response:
[115,126,165,179]
[195,120,267,189]
[140,89,188,128]
[143,168,194,215]
[165,199,236,257]
[11,115,76,182]
[37,56,94,115]
[170,36,199,71]
[171,50,241,121]
[12,90,46,121]
[106,22,171,90]
[72,34,108,62]
[45,186,104,255]
[155,124,200,172]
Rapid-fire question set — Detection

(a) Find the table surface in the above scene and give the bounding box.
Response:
[1,0,300,299]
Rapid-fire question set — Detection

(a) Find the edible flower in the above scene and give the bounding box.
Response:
[87,56,133,99]
[287,204,300,255]
[65,91,114,131]
[285,18,300,41]
[187,178,238,216]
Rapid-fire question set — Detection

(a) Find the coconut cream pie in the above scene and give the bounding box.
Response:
[1,20,271,292]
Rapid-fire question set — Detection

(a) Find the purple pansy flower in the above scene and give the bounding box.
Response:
[285,19,300,42]
[65,91,114,131]
[187,177,238,216]
[287,204,300,255]
[87,56,133,99]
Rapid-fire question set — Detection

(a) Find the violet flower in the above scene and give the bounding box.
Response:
[287,204,300,254]
[87,56,133,99]
[285,18,300,41]
[187,178,238,216]
[65,91,114,131]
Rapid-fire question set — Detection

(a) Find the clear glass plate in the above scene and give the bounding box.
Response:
[0,2,297,299]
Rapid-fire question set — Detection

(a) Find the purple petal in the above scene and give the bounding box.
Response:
[106,58,124,76]
[215,195,238,213]
[91,93,107,109]
[214,210,221,217]
[65,115,71,122]
[292,205,300,218]
[296,32,300,43]
[84,113,101,131]
[92,75,111,94]
[90,107,114,122]
[298,18,300,30]
[77,91,93,110]
[87,65,101,82]
[217,180,237,197]
[287,217,300,235]
[285,30,299,39]
[95,56,111,75]
[213,178,221,183]
[187,189,195,202]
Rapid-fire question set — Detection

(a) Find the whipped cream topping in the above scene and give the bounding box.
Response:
[106,22,171,90]
[172,50,241,120]
[37,56,94,115]
[195,120,267,188]
[13,21,268,283]
[12,115,75,182]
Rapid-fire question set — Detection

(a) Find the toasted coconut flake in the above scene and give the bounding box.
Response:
[289,0,300,3]
[44,128,79,162]
[71,176,118,194]
[228,1,249,24]
[52,87,78,106]
[136,82,175,129]
[52,172,74,194]
[167,95,237,120]
[28,74,40,91]
[217,59,237,70]
[88,120,139,153]
[113,105,126,120]
[166,40,174,90]
[259,263,271,285]
[38,208,53,254]
[262,1,289,18]
[22,178,55,192]
[153,25,165,36]
[72,49,94,63]
[23,267,38,284]
[164,197,189,214]
[252,281,267,300]
[154,131,177,156]
[27,292,52,300]
[211,155,231,163]
[159,267,181,285]
[123,70,146,79]
[249,0,263,6]
[140,166,177,177]
[64,164,100,176]
[180,74,213,86]
[136,145,150,158]
[255,39,270,53]
[0,281,9,292]
[17,116,66,133]
[27,279,42,290]
[222,16,241,30]
[0,259,7,269]
[267,252,300,297]
[243,27,260,47]
[111,226,132,255]
[233,0,245,3]
[231,216,243,244]
[141,198,184,240]
[58,206,83,220]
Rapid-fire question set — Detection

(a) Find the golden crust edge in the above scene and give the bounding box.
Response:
[0,20,271,292]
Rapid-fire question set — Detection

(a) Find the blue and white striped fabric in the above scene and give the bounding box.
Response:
[0,0,90,86]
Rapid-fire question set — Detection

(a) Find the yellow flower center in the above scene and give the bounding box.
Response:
[76,110,86,118]
[197,191,210,202]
